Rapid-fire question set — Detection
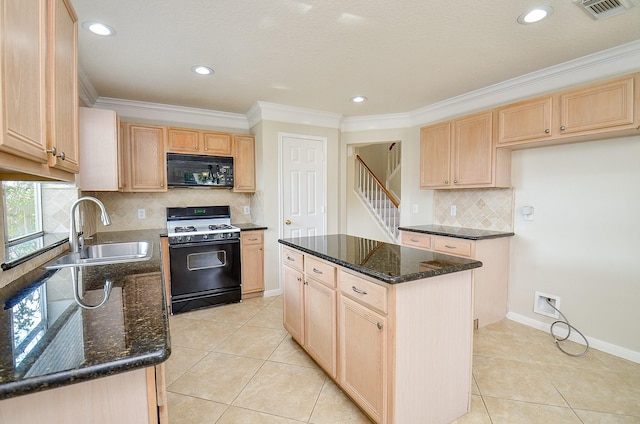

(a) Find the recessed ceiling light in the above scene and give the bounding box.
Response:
[517,6,554,24]
[82,21,116,36]
[350,96,367,103]
[191,66,214,75]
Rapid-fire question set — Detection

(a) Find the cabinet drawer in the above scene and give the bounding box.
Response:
[282,247,304,271]
[433,236,473,258]
[241,231,263,245]
[401,231,431,250]
[305,256,336,288]
[339,271,387,314]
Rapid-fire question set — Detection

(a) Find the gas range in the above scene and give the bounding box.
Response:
[166,206,240,245]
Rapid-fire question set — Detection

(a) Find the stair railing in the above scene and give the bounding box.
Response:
[355,155,400,241]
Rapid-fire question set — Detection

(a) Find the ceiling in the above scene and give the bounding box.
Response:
[70,0,640,118]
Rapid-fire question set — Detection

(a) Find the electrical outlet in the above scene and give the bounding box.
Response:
[533,291,560,318]
[450,205,457,216]
[412,204,419,213]
[138,208,146,219]
[243,206,250,215]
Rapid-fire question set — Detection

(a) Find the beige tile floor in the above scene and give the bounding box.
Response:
[165,296,640,424]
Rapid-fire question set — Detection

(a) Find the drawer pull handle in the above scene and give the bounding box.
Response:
[444,245,457,249]
[287,256,295,261]
[352,286,367,295]
[410,238,419,242]
[377,322,383,330]
[312,268,323,274]
[297,276,301,282]
[248,238,258,241]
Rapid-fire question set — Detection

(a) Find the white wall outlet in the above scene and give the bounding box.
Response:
[533,291,561,318]
[450,205,457,216]
[243,205,250,215]
[412,204,419,213]
[138,208,146,219]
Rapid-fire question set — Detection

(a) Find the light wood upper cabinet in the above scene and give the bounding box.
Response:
[46,0,78,173]
[454,111,494,186]
[241,231,264,297]
[121,123,167,192]
[203,132,232,155]
[167,128,232,156]
[77,107,122,191]
[233,134,256,192]
[420,111,509,189]
[558,75,636,136]
[0,0,48,163]
[498,96,553,145]
[419,122,451,188]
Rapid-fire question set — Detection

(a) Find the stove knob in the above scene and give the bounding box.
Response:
[186,236,192,242]
[203,234,208,240]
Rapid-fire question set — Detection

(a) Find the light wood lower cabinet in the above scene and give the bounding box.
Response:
[282,248,337,378]
[241,230,264,297]
[0,364,168,424]
[282,245,474,424]
[401,230,510,328]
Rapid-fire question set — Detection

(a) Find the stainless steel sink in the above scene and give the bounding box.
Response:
[45,241,153,269]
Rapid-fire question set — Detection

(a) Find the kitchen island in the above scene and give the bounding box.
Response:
[0,229,170,424]
[279,234,482,424]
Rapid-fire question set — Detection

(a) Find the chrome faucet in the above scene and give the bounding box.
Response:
[69,196,111,254]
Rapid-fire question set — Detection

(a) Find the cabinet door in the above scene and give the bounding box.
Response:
[0,0,48,163]
[202,132,232,155]
[123,123,166,192]
[78,107,120,191]
[304,278,336,378]
[241,235,264,295]
[339,295,387,423]
[167,128,199,153]
[46,0,79,173]
[419,122,451,188]
[498,97,553,145]
[453,112,493,186]
[283,265,304,344]
[233,135,256,192]
[559,76,635,136]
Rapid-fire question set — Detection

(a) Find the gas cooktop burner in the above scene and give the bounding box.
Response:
[209,224,234,231]
[174,226,197,233]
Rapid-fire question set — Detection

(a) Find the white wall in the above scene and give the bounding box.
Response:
[509,135,640,354]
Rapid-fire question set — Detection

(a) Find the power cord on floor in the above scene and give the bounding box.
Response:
[546,298,590,357]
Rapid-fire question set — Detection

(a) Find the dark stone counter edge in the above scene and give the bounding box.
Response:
[234,223,268,231]
[398,226,515,240]
[0,348,170,401]
[278,239,482,285]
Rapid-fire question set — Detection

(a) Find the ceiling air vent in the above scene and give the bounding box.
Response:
[577,0,637,19]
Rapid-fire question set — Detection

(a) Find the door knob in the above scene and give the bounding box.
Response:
[285,219,291,225]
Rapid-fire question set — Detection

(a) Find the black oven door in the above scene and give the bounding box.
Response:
[169,239,241,303]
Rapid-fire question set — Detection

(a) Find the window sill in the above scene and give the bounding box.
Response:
[2,234,69,271]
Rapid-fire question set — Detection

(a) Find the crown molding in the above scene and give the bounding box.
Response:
[93,97,250,130]
[406,39,640,129]
[340,112,412,133]
[248,101,343,129]
[78,66,99,107]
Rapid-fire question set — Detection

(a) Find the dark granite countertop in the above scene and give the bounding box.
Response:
[278,234,482,284]
[234,223,268,231]
[398,225,514,240]
[0,229,170,400]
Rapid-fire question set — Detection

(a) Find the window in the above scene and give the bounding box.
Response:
[3,182,43,259]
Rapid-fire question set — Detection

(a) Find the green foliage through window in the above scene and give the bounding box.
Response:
[3,181,43,242]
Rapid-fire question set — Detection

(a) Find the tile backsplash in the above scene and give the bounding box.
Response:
[434,188,514,232]
[88,189,253,231]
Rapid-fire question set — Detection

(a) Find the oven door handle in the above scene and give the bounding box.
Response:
[169,238,240,249]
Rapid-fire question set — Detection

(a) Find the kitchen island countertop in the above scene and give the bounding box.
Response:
[0,229,170,400]
[278,234,482,284]
[398,224,514,240]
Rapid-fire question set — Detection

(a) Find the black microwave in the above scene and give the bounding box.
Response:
[167,153,234,188]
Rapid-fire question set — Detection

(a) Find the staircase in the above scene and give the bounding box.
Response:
[355,152,400,242]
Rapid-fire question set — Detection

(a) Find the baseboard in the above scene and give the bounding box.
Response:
[264,288,282,298]
[506,312,640,364]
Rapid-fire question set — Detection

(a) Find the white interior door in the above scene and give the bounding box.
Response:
[280,133,327,238]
